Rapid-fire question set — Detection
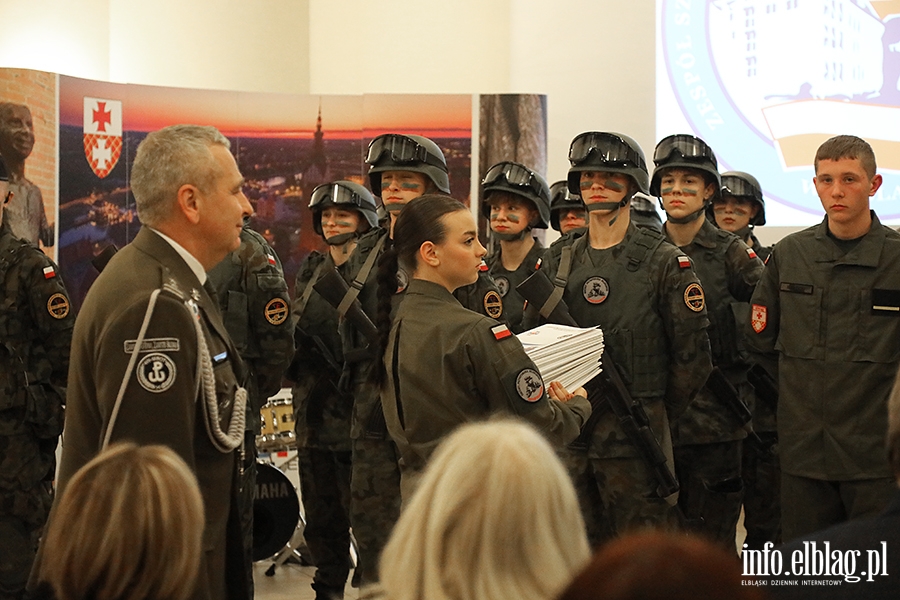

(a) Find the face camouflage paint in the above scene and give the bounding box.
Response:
[681,188,699,196]
[333,220,354,228]
[603,179,625,192]
[661,186,674,195]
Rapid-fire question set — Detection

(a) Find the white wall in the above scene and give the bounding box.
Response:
[0,0,655,182]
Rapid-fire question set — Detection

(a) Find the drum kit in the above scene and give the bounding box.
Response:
[252,390,357,575]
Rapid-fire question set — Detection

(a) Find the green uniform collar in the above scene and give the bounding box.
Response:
[814,211,885,267]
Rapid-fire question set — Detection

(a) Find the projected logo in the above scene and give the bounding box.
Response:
[660,0,900,218]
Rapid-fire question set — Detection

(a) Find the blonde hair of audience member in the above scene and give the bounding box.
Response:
[38,443,205,600]
[378,419,590,600]
[557,530,765,600]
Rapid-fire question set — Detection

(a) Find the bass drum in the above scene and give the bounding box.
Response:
[253,462,300,561]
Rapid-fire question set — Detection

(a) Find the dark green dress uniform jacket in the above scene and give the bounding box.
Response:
[56,227,248,600]
[341,228,505,440]
[747,212,900,480]
[667,219,764,446]
[524,223,713,459]
[382,279,591,475]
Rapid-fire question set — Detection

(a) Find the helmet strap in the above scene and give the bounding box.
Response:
[665,202,708,225]
[324,231,358,246]
[493,227,532,242]
[586,193,633,227]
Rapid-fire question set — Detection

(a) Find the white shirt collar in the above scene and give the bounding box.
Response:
[148,227,207,284]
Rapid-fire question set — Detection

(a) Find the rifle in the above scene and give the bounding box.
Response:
[516,269,679,505]
[747,363,778,410]
[705,366,768,452]
[313,267,379,362]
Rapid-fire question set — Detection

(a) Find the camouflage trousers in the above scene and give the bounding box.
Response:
[741,431,781,550]
[0,483,52,600]
[350,435,401,587]
[238,432,256,600]
[674,440,744,553]
[298,447,352,599]
[563,450,679,549]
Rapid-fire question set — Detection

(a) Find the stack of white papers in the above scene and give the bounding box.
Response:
[517,323,604,391]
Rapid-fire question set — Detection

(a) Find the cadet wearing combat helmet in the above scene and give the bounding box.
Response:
[654,134,764,549]
[482,161,551,333]
[289,180,378,599]
[712,171,771,261]
[524,131,712,545]
[0,156,74,600]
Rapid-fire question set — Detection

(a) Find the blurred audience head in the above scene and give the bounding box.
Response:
[38,442,205,600]
[379,418,590,600]
[557,530,765,600]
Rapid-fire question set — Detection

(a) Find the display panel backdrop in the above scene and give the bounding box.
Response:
[52,75,502,311]
[657,0,900,226]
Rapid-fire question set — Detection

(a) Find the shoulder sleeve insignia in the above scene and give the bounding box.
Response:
[684,283,705,312]
[483,290,503,319]
[479,260,489,273]
[136,353,177,393]
[751,304,767,333]
[42,265,56,279]
[515,369,544,403]
[47,293,70,319]
[266,253,277,266]
[491,324,512,340]
[264,297,289,325]
[747,247,758,259]
[677,255,692,269]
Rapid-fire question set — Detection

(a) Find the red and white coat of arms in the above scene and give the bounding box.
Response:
[83,97,122,179]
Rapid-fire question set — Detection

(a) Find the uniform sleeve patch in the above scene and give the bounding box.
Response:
[677,255,692,269]
[483,290,503,319]
[751,304,767,333]
[43,265,56,279]
[683,283,705,312]
[265,298,289,325]
[266,253,277,266]
[479,260,489,272]
[47,293,70,319]
[491,324,512,340]
[137,353,177,393]
[515,369,544,402]
[747,248,758,259]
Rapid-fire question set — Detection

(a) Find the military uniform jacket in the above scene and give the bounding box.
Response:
[486,238,543,334]
[667,219,764,445]
[382,279,590,474]
[524,223,712,459]
[58,227,248,600]
[208,226,293,430]
[747,212,900,480]
[341,228,505,440]
[289,250,353,450]
[0,219,73,496]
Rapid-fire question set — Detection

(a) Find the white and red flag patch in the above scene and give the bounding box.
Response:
[43,265,56,279]
[83,97,123,179]
[491,324,512,340]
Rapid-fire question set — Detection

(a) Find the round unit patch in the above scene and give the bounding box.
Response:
[515,369,544,403]
[47,293,70,319]
[483,290,503,319]
[265,298,289,325]
[684,283,706,313]
[137,352,177,393]
[582,277,610,305]
[395,269,409,294]
[495,276,510,297]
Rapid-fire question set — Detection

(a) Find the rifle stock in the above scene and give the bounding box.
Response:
[313,268,379,345]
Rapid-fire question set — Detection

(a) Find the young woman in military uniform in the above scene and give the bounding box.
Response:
[549,180,587,236]
[340,134,501,585]
[711,170,780,549]
[653,134,765,549]
[712,171,771,261]
[482,161,551,333]
[289,180,378,599]
[373,194,590,500]
[522,131,712,546]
